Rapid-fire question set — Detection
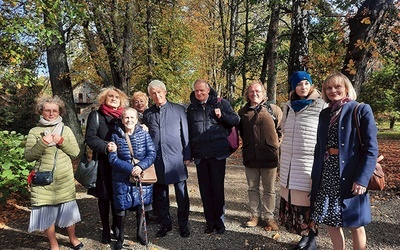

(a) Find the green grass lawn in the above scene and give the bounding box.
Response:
[377,121,400,139]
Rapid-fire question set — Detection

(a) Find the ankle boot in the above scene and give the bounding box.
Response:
[136,206,147,245]
[292,235,309,250]
[292,231,316,250]
[304,231,317,250]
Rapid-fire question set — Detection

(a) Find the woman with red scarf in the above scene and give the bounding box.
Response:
[85,87,129,245]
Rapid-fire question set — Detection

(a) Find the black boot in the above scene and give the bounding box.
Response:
[292,231,316,250]
[114,215,124,250]
[137,206,147,245]
[304,231,317,250]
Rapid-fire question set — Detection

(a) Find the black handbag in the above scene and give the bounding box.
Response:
[32,148,59,186]
[32,170,54,185]
[75,110,100,188]
[75,147,98,189]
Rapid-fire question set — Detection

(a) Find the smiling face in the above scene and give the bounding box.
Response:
[133,97,147,113]
[325,80,347,102]
[295,80,311,98]
[41,103,60,122]
[247,83,265,106]
[105,90,121,109]
[122,108,138,132]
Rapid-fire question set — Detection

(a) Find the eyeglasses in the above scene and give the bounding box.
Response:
[42,109,59,114]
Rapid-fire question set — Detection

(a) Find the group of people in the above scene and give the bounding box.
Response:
[24,71,379,250]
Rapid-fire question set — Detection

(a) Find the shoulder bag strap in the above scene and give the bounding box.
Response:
[47,125,64,173]
[125,132,138,164]
[353,103,364,148]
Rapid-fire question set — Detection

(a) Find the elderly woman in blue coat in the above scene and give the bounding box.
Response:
[310,72,378,250]
[108,108,156,249]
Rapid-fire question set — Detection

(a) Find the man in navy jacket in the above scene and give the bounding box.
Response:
[143,80,192,238]
[187,79,240,234]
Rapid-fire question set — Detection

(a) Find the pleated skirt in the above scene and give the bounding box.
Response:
[28,200,81,232]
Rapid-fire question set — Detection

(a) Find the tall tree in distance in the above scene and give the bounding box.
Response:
[42,0,84,145]
[86,0,139,94]
[260,0,281,103]
[342,0,394,93]
[288,0,311,89]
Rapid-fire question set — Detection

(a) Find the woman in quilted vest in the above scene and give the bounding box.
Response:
[279,71,327,250]
[24,96,83,250]
[108,108,156,249]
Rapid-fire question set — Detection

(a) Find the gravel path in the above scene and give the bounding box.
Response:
[1,156,399,250]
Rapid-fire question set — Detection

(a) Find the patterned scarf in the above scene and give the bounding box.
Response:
[99,104,123,118]
[329,97,352,127]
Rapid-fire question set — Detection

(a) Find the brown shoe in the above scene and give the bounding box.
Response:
[265,219,279,231]
[245,216,259,227]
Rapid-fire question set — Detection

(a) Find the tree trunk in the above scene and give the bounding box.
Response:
[83,21,113,87]
[44,10,84,147]
[88,0,137,94]
[241,0,250,96]
[288,0,310,94]
[341,0,393,94]
[226,0,239,102]
[146,0,154,83]
[260,2,280,104]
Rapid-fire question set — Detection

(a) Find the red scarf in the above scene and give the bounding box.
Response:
[99,104,123,118]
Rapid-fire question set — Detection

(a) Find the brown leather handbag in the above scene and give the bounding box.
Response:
[125,133,157,184]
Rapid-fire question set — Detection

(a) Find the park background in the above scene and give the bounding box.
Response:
[0,1,399,249]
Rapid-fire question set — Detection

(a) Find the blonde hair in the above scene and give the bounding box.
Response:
[321,72,357,103]
[36,95,65,116]
[97,87,129,108]
[244,80,267,103]
[131,91,149,109]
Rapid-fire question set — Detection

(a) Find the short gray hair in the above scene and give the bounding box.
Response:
[148,80,167,94]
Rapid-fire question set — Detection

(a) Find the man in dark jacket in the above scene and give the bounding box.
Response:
[187,79,240,234]
[143,80,192,238]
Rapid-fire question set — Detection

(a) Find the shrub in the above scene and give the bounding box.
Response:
[0,131,34,203]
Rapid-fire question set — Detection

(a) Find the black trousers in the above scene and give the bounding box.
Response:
[196,157,226,227]
[153,180,190,228]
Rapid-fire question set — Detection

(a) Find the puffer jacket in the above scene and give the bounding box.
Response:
[187,88,240,159]
[108,125,156,211]
[239,102,283,168]
[279,90,327,192]
[24,125,80,206]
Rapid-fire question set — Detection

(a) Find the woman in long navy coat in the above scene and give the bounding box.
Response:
[310,72,378,250]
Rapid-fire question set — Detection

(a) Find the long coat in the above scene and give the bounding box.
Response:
[85,110,121,199]
[143,101,191,185]
[238,102,283,168]
[310,101,378,227]
[25,125,80,206]
[108,125,156,211]
[187,88,240,159]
